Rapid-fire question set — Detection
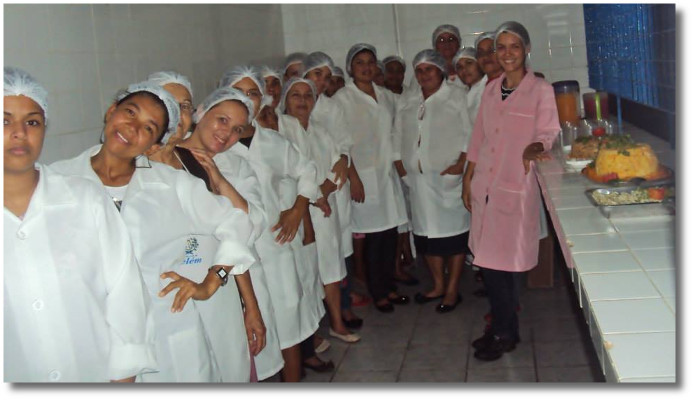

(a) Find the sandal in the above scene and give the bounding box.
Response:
[302,359,334,373]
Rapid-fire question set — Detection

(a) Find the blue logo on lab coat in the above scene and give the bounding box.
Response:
[183,237,202,265]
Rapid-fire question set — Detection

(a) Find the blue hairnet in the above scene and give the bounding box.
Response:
[412,49,447,75]
[431,24,461,47]
[332,66,345,78]
[4,67,49,124]
[282,52,308,77]
[147,70,193,98]
[346,43,378,75]
[383,55,406,71]
[494,21,531,50]
[474,31,496,49]
[117,81,180,134]
[279,77,317,114]
[302,51,335,77]
[453,47,477,70]
[193,87,255,125]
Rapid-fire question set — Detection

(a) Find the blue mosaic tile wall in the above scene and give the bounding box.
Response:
[584,4,675,113]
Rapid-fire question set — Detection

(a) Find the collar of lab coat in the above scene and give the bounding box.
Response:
[490,68,538,107]
[345,80,387,105]
[79,144,173,199]
[416,78,452,105]
[30,163,77,208]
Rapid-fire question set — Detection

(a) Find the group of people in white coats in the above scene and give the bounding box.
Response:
[4,19,560,383]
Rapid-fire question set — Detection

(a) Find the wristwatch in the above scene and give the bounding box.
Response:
[209,266,229,286]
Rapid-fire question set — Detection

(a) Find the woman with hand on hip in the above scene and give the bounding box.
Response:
[462,21,560,361]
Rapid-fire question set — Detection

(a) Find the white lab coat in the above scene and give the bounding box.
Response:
[51,146,256,382]
[308,95,354,258]
[466,75,488,125]
[394,80,472,238]
[213,150,284,380]
[278,114,347,285]
[228,121,324,348]
[331,81,408,233]
[4,164,157,382]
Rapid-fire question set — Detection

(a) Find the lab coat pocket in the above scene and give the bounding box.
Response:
[438,174,464,208]
[357,167,379,202]
[488,181,524,216]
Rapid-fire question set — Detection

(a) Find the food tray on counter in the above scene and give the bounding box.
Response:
[584,185,675,219]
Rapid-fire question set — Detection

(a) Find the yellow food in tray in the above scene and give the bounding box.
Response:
[594,142,659,180]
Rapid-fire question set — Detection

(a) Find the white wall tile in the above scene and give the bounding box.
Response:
[6,4,286,164]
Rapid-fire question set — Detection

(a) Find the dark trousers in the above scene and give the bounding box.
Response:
[340,256,353,310]
[363,227,398,302]
[300,334,315,361]
[481,267,521,341]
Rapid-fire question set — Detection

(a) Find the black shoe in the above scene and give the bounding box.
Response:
[472,332,495,350]
[302,359,335,373]
[375,302,394,313]
[388,294,410,305]
[473,336,517,361]
[414,292,444,304]
[436,294,462,313]
[342,317,363,329]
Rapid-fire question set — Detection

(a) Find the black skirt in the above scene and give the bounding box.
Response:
[413,231,469,257]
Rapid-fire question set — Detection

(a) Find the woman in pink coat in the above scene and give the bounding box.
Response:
[462,21,560,362]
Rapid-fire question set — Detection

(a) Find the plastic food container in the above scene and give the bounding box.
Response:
[583,91,610,120]
[552,80,581,125]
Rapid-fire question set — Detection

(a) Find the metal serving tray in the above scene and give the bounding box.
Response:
[584,186,675,219]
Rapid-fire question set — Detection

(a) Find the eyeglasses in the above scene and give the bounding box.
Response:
[476,49,496,58]
[244,89,263,99]
[437,36,459,44]
[179,102,193,113]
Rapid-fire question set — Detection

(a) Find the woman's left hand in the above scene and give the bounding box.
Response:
[159,271,217,312]
[522,142,551,174]
[314,196,332,217]
[244,305,267,356]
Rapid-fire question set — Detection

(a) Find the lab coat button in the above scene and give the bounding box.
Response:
[17,230,27,239]
[48,370,61,381]
[32,299,44,311]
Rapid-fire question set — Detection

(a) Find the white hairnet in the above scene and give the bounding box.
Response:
[4,67,49,123]
[474,31,496,49]
[116,81,180,134]
[302,51,335,77]
[193,87,254,125]
[346,43,377,75]
[282,52,308,76]
[376,60,385,74]
[383,55,406,71]
[453,47,477,70]
[260,65,283,85]
[147,70,193,98]
[278,77,317,114]
[412,49,447,75]
[494,21,531,50]
[431,24,461,47]
[218,65,265,95]
[332,66,345,78]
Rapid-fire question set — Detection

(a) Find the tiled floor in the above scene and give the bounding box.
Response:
[264,255,606,383]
